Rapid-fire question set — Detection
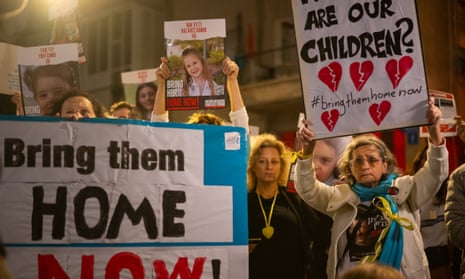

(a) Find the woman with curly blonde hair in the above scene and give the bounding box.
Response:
[247,133,326,279]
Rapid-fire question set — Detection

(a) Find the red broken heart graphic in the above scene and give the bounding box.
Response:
[318,62,342,93]
[369,101,391,126]
[321,109,340,131]
[385,56,414,89]
[350,61,374,91]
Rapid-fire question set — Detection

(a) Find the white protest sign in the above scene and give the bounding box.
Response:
[0,117,248,278]
[121,69,158,106]
[17,43,79,66]
[0,42,22,95]
[17,43,80,116]
[419,90,457,137]
[292,0,429,139]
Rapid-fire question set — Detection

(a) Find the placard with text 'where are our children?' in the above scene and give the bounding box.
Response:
[164,18,227,111]
[292,0,429,139]
[0,116,248,278]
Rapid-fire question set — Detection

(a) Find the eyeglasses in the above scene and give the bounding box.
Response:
[350,157,382,167]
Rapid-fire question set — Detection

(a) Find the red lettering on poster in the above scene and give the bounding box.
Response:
[81,255,94,279]
[39,254,94,279]
[137,71,148,83]
[153,257,206,279]
[37,253,212,278]
[38,254,70,279]
[105,252,144,279]
[167,98,183,107]
[183,97,199,107]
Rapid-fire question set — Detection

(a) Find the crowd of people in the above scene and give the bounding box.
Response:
[3,53,465,279]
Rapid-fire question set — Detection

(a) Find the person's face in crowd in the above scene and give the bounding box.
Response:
[183,53,204,79]
[112,107,131,119]
[60,96,96,120]
[35,76,71,114]
[350,144,387,188]
[253,147,281,185]
[313,141,338,182]
[137,86,155,112]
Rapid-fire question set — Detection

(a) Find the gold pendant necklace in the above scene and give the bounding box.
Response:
[257,188,278,239]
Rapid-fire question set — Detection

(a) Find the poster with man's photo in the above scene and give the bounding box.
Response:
[18,43,80,116]
[291,0,429,139]
[164,18,226,111]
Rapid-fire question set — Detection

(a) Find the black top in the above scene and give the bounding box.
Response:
[248,186,330,279]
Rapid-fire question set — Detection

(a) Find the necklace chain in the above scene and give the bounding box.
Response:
[256,188,278,239]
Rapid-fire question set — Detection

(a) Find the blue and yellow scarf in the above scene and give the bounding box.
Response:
[352,173,413,269]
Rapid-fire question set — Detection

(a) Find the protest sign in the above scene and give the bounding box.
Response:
[419,89,457,137]
[0,42,22,96]
[0,116,248,278]
[121,69,158,117]
[291,0,429,139]
[164,18,227,111]
[49,0,86,63]
[18,43,80,116]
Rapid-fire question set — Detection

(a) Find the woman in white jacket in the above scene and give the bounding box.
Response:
[294,98,448,279]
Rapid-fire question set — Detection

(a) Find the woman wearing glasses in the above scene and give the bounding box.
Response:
[294,97,448,279]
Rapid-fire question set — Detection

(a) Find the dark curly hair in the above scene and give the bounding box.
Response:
[51,89,107,118]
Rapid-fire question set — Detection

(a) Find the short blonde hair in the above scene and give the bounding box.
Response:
[186,111,225,125]
[109,101,141,119]
[247,133,291,192]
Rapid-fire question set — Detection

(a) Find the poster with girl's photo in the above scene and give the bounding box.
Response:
[18,43,80,116]
[121,69,158,121]
[164,18,226,111]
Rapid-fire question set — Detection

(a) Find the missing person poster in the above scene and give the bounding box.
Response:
[291,0,429,139]
[164,18,227,111]
[0,116,248,278]
[121,68,158,120]
[18,43,80,116]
